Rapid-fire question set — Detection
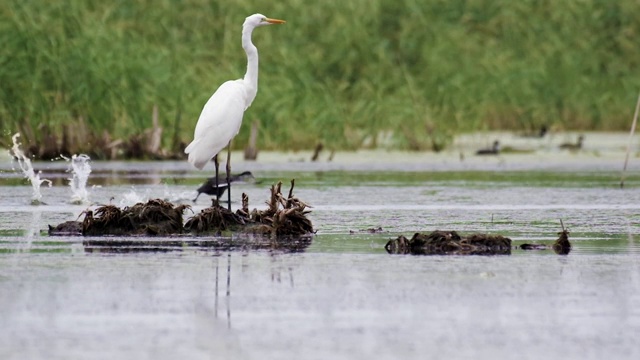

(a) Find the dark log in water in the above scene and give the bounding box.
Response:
[519,229,572,255]
[385,231,512,256]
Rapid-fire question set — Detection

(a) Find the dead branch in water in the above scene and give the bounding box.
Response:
[621,92,640,188]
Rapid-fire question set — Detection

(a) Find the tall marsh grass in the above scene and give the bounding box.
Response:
[1,0,639,155]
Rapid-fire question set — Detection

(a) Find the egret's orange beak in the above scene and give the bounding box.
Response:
[265,18,286,24]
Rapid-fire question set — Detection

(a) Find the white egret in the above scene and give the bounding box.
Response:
[185,13,285,209]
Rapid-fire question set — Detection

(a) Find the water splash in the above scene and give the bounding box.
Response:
[118,188,149,207]
[9,133,52,205]
[67,154,92,204]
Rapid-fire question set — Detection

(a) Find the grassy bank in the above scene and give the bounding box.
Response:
[1,0,639,157]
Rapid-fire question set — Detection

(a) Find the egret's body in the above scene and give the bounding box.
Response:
[185,81,247,169]
[185,14,284,208]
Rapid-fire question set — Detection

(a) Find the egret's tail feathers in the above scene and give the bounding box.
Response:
[184,139,197,154]
[185,139,208,170]
[188,154,208,170]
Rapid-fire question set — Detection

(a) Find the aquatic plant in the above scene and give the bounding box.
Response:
[2,0,639,157]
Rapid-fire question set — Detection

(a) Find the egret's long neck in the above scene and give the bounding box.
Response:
[242,24,258,107]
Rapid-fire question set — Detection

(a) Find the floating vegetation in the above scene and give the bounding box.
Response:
[385,231,512,256]
[387,223,572,256]
[48,180,314,244]
[185,180,313,237]
[82,199,190,236]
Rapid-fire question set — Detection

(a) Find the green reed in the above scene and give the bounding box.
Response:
[1,0,639,153]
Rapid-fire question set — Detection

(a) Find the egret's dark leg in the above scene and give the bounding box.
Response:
[214,155,220,206]
[226,141,232,211]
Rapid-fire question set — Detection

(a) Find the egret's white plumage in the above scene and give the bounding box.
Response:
[185,13,285,170]
[185,81,246,169]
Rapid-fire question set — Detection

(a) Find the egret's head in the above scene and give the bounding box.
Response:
[244,13,286,28]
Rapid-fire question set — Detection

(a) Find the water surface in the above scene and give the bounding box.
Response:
[1,147,640,359]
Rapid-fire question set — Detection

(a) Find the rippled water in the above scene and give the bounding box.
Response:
[1,146,640,359]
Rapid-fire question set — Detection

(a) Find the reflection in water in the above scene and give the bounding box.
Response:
[270,254,296,288]
[212,253,232,329]
[2,153,640,358]
[82,235,313,254]
[226,253,231,329]
[21,210,42,250]
[214,256,219,318]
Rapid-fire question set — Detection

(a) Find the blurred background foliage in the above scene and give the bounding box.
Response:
[1,0,639,157]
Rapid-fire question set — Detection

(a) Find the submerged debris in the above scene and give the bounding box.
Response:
[385,230,512,256]
[48,221,83,236]
[350,226,384,234]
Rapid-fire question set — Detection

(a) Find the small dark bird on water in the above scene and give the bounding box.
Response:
[559,135,584,151]
[475,140,500,155]
[193,171,255,202]
[520,125,548,138]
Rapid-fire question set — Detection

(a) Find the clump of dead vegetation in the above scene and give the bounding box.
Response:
[387,222,572,256]
[49,180,314,240]
[82,199,190,236]
[385,230,512,256]
[185,180,313,237]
